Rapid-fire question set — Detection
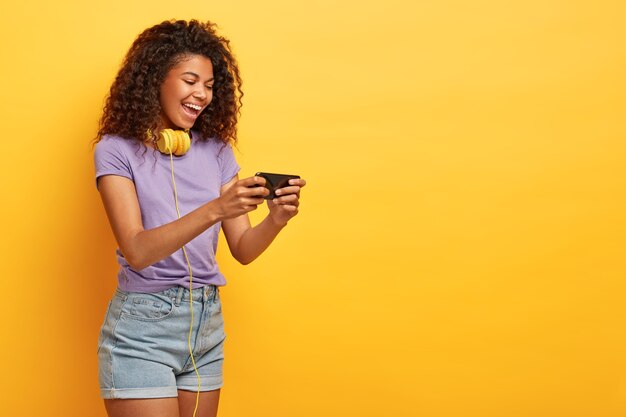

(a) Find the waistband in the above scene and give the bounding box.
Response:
[174,285,219,305]
[116,285,219,305]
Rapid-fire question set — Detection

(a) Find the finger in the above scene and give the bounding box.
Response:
[247,196,267,207]
[274,186,300,197]
[240,176,267,187]
[279,205,298,214]
[272,194,299,206]
[245,186,269,198]
[243,204,258,213]
[245,196,266,206]
[288,178,306,187]
[271,203,297,212]
[238,180,269,198]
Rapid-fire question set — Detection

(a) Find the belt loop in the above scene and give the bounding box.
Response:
[213,286,219,303]
[175,286,184,307]
[203,286,210,303]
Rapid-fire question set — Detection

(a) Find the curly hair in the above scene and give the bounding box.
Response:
[96,19,243,145]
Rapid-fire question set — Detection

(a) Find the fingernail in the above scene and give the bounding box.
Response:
[275,189,281,196]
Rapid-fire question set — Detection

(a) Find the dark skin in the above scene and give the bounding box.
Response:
[104,389,219,417]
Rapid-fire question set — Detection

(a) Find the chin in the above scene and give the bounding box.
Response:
[174,121,194,130]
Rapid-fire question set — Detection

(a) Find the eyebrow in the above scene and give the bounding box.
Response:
[181,72,214,82]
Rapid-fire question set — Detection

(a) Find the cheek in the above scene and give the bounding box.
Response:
[158,94,168,110]
[159,87,175,110]
[160,80,185,105]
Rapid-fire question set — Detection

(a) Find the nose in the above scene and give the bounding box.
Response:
[193,85,209,102]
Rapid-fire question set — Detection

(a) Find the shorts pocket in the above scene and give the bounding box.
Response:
[122,292,174,322]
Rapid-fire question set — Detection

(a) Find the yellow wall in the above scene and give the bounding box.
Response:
[1,1,625,416]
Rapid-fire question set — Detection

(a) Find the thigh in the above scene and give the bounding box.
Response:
[177,389,220,417]
[104,397,180,417]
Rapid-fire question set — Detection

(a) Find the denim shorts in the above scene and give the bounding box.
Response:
[97,285,225,399]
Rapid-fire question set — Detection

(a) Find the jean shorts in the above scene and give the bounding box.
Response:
[97,285,225,399]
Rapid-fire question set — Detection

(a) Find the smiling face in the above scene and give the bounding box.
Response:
[158,54,214,130]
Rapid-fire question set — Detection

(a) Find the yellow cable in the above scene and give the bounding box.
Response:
[168,150,202,417]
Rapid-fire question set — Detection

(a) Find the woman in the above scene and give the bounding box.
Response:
[94,19,305,417]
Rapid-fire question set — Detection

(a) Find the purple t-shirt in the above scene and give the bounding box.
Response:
[94,131,240,292]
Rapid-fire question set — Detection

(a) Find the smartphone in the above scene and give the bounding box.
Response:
[254,172,301,199]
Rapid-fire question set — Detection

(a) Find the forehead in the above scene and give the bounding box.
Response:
[169,54,214,78]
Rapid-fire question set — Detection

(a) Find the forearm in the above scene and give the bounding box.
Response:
[231,216,286,265]
[124,200,222,270]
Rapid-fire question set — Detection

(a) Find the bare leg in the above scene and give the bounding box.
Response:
[178,389,221,417]
[104,398,180,417]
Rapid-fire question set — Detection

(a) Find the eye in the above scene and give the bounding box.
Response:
[184,80,195,85]
[205,85,214,90]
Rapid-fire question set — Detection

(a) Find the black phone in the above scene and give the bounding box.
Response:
[254,172,301,199]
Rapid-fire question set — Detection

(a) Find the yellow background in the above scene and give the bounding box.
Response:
[0,1,625,416]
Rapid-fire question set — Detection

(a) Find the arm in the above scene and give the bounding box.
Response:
[98,174,267,270]
[222,174,307,265]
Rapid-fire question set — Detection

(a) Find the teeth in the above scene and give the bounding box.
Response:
[183,103,201,111]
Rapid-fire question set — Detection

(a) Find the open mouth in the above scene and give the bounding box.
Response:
[181,103,202,119]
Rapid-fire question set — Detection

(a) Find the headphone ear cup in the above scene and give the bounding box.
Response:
[174,130,191,156]
[157,129,174,154]
[173,130,183,155]
[182,131,191,153]
[156,128,191,155]
[172,130,181,155]
[175,130,186,156]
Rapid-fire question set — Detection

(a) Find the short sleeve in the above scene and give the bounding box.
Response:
[94,137,134,189]
[217,143,240,185]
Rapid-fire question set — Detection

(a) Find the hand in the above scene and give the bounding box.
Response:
[216,176,269,220]
[267,178,307,227]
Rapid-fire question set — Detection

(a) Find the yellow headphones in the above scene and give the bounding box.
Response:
[151,128,192,155]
